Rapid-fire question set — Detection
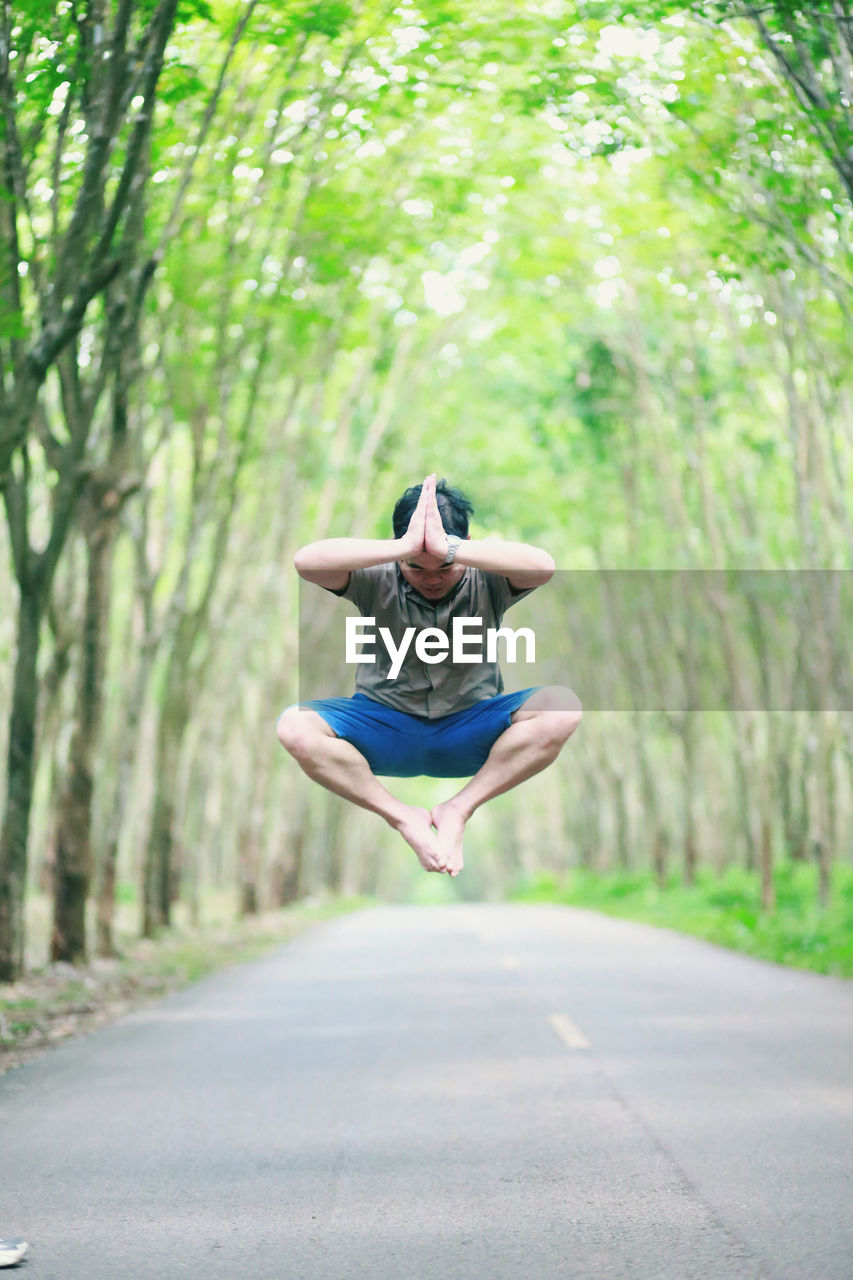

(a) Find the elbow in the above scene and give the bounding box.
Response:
[512,550,555,592]
[293,546,312,576]
[538,550,556,581]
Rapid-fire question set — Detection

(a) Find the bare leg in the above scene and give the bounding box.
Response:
[276,708,451,873]
[431,687,582,876]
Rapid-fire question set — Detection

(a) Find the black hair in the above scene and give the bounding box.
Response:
[392,478,474,540]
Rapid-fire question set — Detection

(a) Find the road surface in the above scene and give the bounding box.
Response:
[2,903,852,1278]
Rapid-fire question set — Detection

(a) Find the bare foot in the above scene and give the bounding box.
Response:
[430,800,468,877]
[392,805,448,874]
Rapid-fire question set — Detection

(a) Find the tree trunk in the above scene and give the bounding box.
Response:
[758,734,776,913]
[611,765,631,871]
[51,721,94,963]
[239,869,258,917]
[143,704,185,936]
[816,713,836,908]
[682,718,698,888]
[96,852,119,958]
[653,827,669,889]
[273,830,304,907]
[51,509,116,962]
[635,720,666,886]
[0,585,43,980]
[96,642,156,955]
[322,798,345,894]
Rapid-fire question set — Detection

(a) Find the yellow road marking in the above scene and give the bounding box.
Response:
[548,1013,591,1050]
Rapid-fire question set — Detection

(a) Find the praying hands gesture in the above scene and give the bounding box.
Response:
[293,472,554,592]
[398,474,449,563]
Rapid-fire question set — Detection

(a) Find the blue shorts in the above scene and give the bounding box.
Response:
[279,689,541,778]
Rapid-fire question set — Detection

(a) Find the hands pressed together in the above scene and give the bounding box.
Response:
[398,474,450,562]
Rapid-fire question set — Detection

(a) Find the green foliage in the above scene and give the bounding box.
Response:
[511,863,853,977]
[178,0,215,20]
[6,0,853,969]
[258,0,355,42]
[158,61,206,105]
[573,339,634,460]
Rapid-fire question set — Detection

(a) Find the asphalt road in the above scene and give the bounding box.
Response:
[2,903,852,1279]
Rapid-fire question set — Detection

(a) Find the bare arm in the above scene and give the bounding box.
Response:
[293,537,410,591]
[293,476,433,590]
[453,539,555,590]
[421,483,554,589]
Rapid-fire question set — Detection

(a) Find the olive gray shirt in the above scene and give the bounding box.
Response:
[328,563,537,719]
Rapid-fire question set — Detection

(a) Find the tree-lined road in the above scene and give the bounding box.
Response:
[2,904,851,1279]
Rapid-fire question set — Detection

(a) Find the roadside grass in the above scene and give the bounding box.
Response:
[510,861,853,978]
[0,893,368,1073]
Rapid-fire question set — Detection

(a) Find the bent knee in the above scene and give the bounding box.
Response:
[276,708,302,753]
[542,709,582,746]
[528,685,581,717]
[562,707,583,737]
[276,707,331,757]
[527,686,582,744]
[540,684,582,715]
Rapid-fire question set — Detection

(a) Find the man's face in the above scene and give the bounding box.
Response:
[399,550,467,600]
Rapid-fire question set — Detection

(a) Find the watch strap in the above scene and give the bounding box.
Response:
[442,535,462,566]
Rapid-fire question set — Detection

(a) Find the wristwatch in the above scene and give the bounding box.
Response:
[442,535,462,566]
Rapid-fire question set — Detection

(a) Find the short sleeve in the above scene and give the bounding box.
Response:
[484,571,540,620]
[322,566,378,615]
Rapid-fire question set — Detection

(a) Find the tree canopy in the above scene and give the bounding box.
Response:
[1,0,852,979]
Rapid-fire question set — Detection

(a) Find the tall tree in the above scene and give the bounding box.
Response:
[0,0,186,979]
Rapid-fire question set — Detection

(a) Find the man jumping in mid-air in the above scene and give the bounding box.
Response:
[277,474,581,876]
